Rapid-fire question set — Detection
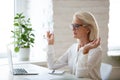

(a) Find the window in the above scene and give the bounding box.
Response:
[14,0,53,61]
[108,0,120,56]
[27,0,53,61]
[0,0,53,62]
[0,0,14,58]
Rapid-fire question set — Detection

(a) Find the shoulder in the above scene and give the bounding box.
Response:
[66,43,78,54]
[69,43,78,49]
[89,46,102,56]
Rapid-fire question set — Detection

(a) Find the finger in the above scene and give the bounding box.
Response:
[93,38,100,44]
[51,33,54,38]
[90,38,99,47]
[95,38,101,44]
[47,31,50,38]
[50,33,54,39]
[91,39,97,44]
[99,37,101,43]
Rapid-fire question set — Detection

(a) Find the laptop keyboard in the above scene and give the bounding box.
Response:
[13,68,28,74]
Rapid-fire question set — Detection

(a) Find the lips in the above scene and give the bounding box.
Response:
[73,32,77,35]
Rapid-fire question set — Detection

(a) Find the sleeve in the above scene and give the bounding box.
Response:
[75,47,102,78]
[47,45,70,70]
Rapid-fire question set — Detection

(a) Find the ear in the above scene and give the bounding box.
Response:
[86,28,90,34]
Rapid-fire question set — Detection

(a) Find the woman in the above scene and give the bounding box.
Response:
[46,11,102,80]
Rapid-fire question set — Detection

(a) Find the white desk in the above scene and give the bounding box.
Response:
[0,64,91,80]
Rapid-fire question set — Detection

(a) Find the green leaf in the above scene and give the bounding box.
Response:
[12,12,35,49]
[14,47,19,53]
[30,33,35,37]
[14,16,19,19]
[14,23,19,26]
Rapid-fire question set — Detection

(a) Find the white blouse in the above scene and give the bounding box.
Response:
[47,43,102,80]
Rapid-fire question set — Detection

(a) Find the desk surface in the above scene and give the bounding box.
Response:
[0,64,91,80]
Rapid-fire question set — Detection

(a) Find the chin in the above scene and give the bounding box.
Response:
[73,35,77,38]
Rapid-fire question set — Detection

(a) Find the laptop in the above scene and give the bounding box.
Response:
[7,46,38,75]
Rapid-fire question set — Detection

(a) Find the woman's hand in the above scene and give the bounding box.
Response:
[47,31,54,45]
[83,38,101,54]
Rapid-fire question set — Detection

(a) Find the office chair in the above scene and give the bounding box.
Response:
[100,63,112,80]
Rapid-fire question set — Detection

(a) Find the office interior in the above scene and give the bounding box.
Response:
[0,0,120,80]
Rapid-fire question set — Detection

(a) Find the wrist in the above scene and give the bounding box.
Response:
[48,40,54,45]
[83,47,90,54]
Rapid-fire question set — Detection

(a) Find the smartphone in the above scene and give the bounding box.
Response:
[48,70,65,75]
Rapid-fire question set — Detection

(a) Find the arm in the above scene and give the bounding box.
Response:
[46,31,68,70]
[47,45,68,70]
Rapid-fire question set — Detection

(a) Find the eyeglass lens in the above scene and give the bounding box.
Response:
[70,24,83,29]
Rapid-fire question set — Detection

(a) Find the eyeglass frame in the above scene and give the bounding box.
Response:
[69,23,86,30]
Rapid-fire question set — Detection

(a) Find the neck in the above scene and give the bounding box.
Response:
[77,38,90,47]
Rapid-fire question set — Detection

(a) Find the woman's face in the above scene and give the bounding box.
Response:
[71,17,89,39]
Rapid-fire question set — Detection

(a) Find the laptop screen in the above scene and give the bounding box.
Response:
[7,46,14,74]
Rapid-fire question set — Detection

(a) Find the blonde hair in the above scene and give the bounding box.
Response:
[73,11,99,41]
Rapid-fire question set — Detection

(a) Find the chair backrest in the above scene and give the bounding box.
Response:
[100,63,112,80]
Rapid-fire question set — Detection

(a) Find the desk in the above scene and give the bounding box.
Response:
[0,64,91,80]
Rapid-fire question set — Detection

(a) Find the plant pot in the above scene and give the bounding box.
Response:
[18,48,30,61]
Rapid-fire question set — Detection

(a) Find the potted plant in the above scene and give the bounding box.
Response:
[11,13,35,61]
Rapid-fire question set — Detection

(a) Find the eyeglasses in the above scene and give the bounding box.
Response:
[70,24,85,30]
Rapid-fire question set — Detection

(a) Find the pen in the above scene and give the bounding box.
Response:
[52,70,55,73]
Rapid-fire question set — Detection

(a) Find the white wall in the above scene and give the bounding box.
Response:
[53,0,109,61]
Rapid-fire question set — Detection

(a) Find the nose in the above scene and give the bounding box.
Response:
[72,27,76,31]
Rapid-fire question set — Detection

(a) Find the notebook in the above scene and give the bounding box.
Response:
[7,46,38,75]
